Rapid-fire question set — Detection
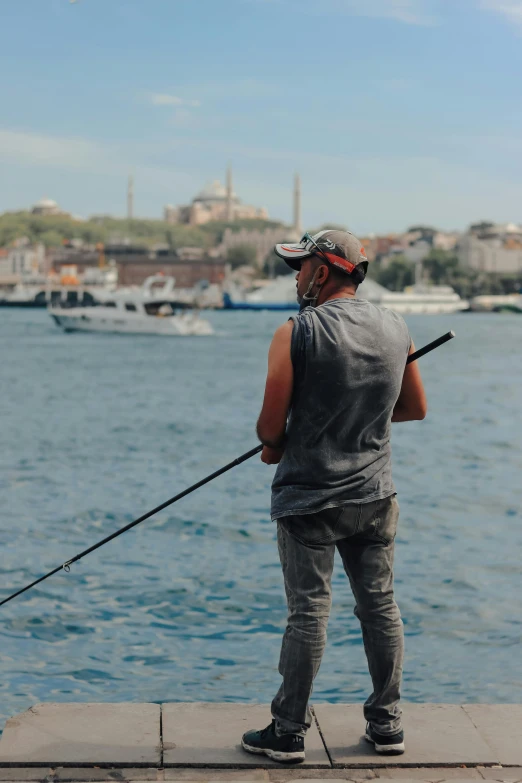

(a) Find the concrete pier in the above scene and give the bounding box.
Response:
[0,703,521,782]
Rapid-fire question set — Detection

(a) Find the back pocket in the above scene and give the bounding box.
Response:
[370,495,399,545]
[281,506,344,545]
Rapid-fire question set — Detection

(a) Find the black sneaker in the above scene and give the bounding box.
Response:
[241,720,305,764]
[365,722,405,755]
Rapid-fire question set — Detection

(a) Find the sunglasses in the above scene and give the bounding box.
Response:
[301,232,332,266]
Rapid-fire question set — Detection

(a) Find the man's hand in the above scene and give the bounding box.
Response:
[261,446,285,465]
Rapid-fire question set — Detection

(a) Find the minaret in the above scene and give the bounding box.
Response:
[293,173,302,235]
[127,175,134,220]
[226,164,233,222]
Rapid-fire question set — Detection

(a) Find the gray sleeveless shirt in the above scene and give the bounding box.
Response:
[271,297,411,521]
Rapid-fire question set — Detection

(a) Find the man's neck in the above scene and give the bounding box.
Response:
[317,288,357,306]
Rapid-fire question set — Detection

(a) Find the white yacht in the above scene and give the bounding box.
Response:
[376,284,469,314]
[49,276,214,336]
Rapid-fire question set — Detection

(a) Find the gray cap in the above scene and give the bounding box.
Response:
[275,229,368,274]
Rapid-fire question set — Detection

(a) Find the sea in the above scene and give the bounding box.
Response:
[1,308,521,731]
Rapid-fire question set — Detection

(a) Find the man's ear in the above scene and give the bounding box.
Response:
[317,264,330,284]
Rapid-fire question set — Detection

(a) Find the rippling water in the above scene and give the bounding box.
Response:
[1,308,521,731]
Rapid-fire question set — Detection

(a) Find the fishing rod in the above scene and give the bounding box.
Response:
[0,330,455,609]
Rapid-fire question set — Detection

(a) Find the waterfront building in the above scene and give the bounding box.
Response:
[375,229,461,269]
[457,223,522,274]
[0,239,46,279]
[433,231,459,251]
[48,244,225,288]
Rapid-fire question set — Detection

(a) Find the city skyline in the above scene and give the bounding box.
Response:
[5,179,522,238]
[1,1,522,233]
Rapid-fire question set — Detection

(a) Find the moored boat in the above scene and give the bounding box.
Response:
[470,294,522,313]
[49,276,214,336]
[379,284,469,314]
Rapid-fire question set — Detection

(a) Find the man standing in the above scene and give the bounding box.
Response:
[241,230,427,764]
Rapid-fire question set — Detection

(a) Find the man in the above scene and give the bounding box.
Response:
[241,230,427,765]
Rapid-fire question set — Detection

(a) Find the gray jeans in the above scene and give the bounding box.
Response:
[271,495,403,737]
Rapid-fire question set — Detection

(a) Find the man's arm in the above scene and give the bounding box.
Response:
[256,321,294,462]
[392,341,428,423]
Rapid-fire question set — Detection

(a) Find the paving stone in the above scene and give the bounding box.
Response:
[313,705,498,767]
[273,773,376,781]
[463,706,522,767]
[161,704,330,768]
[0,704,161,766]
[282,779,365,782]
[0,770,54,781]
[162,770,269,780]
[476,767,522,781]
[267,772,375,782]
[377,769,483,780]
[55,769,161,781]
[55,770,161,781]
[204,777,269,782]
[268,777,363,782]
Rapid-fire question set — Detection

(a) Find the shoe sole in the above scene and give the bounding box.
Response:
[241,739,305,764]
[365,732,405,755]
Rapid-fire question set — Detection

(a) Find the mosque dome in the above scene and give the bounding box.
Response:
[194,180,236,203]
[31,197,62,216]
[34,197,59,210]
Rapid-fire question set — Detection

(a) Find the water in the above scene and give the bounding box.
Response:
[1,308,521,730]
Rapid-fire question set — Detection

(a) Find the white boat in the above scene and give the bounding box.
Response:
[49,276,214,336]
[0,266,119,308]
[377,284,469,315]
[224,276,299,310]
[470,294,522,313]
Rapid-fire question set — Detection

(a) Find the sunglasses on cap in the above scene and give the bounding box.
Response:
[300,232,333,266]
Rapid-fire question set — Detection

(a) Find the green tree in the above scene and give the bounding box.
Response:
[422,248,459,285]
[374,256,415,291]
[40,229,64,247]
[0,210,285,250]
[226,244,258,269]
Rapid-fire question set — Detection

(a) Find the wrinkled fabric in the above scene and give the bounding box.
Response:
[271,496,403,737]
[271,298,410,521]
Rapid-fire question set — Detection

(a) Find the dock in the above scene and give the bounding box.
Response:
[0,703,520,782]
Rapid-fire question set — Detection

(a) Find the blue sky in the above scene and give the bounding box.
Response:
[1,0,521,233]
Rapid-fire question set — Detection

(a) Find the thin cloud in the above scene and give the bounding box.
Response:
[480,1,522,28]
[150,93,201,108]
[0,128,104,170]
